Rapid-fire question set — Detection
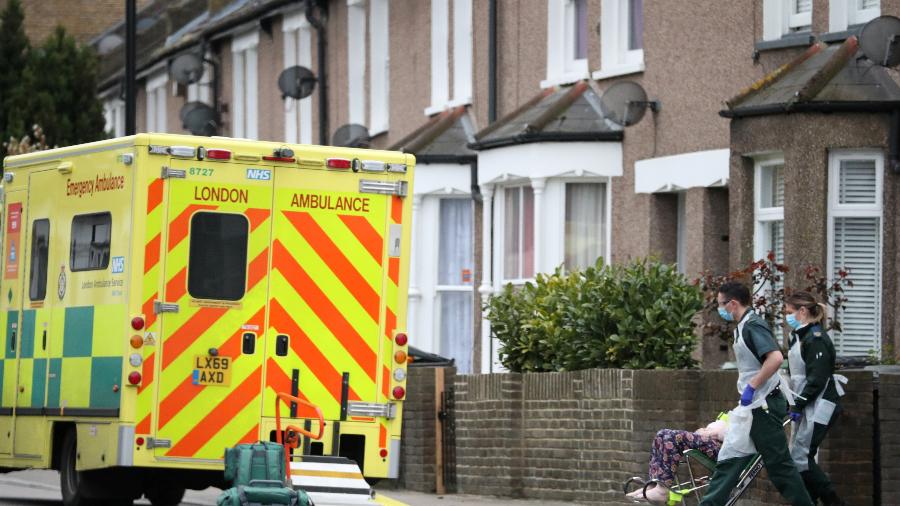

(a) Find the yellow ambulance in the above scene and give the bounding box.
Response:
[0,133,413,505]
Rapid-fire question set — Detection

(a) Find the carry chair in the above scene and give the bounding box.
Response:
[623,417,791,505]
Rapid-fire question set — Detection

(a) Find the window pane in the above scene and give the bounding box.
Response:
[861,0,879,9]
[29,219,49,301]
[839,159,877,204]
[188,212,248,301]
[503,188,520,279]
[70,213,111,271]
[439,291,473,373]
[832,216,881,356]
[794,0,811,14]
[522,187,535,278]
[769,220,784,264]
[438,199,473,286]
[628,0,644,50]
[760,164,784,208]
[574,0,588,59]
[565,183,605,270]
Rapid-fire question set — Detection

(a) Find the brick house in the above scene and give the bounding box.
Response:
[91,0,898,373]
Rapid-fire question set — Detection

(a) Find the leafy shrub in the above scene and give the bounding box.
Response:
[485,258,703,372]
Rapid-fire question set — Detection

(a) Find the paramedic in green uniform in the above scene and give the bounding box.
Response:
[785,291,848,506]
[700,282,813,506]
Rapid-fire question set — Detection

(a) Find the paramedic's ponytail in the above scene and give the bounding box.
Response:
[785,291,828,326]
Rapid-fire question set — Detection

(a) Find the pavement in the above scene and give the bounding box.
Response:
[0,470,576,506]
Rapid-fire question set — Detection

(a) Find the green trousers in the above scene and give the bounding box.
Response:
[699,392,813,506]
[800,409,841,504]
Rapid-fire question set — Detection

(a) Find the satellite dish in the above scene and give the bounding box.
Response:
[136,16,158,34]
[599,81,659,127]
[332,124,371,148]
[278,66,317,99]
[97,34,123,55]
[170,53,204,85]
[859,15,900,67]
[181,101,218,136]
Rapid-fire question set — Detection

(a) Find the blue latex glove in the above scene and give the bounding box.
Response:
[740,385,756,406]
[789,410,803,422]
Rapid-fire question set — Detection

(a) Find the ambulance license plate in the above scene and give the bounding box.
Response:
[192,355,232,386]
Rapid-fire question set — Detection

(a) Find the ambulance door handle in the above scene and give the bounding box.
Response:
[276,335,289,357]
[9,330,15,353]
[242,333,255,355]
[41,330,46,351]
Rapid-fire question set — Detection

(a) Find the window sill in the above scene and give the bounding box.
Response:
[818,25,864,43]
[424,104,447,116]
[754,32,814,52]
[591,62,645,81]
[540,72,590,90]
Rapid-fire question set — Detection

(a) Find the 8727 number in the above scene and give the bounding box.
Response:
[189,167,215,177]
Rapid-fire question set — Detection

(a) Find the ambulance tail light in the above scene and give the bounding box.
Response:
[395,333,408,346]
[326,158,352,170]
[263,155,296,163]
[136,437,145,446]
[169,146,196,158]
[205,149,232,160]
[379,448,388,458]
[128,372,142,385]
[392,386,405,399]
[131,317,145,331]
[394,351,407,364]
[358,160,386,172]
[130,335,143,349]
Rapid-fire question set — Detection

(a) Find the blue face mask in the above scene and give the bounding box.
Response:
[786,313,802,330]
[718,307,734,322]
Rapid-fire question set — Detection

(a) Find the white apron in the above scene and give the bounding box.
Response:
[717,311,782,462]
[787,331,848,471]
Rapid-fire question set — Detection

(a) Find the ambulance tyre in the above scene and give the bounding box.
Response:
[60,429,89,506]
[145,486,185,506]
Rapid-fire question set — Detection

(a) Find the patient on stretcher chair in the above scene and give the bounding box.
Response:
[626,419,727,504]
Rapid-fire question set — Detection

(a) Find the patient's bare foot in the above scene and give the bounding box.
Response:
[643,484,669,504]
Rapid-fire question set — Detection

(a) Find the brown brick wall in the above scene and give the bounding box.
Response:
[10,0,153,45]
[399,369,890,504]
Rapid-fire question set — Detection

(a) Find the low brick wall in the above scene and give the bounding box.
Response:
[399,368,895,505]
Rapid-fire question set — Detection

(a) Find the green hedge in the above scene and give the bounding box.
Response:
[485,259,703,372]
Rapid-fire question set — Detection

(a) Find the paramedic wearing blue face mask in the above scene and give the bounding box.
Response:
[784,291,848,506]
[700,282,813,506]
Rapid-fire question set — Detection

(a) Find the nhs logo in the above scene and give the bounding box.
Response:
[111,256,125,274]
[246,168,272,181]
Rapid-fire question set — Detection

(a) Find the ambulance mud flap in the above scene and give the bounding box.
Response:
[290,456,374,505]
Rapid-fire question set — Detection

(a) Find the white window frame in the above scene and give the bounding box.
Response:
[427,0,472,114]
[498,184,536,285]
[827,149,884,357]
[829,0,880,32]
[369,0,390,135]
[543,0,589,88]
[753,155,785,262]
[104,98,125,138]
[428,0,450,114]
[347,0,367,126]
[559,177,612,271]
[451,0,473,107]
[763,0,812,41]
[283,12,313,144]
[594,0,644,80]
[231,30,259,139]
[145,71,168,133]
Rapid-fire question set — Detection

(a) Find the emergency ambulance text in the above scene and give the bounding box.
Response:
[66,174,125,197]
[291,192,370,213]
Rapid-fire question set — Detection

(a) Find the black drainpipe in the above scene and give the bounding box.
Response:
[306,0,329,145]
[890,109,900,173]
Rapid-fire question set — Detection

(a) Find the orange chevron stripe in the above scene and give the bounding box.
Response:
[166,268,187,303]
[338,215,383,265]
[160,307,228,370]
[247,248,269,289]
[382,365,389,397]
[167,204,217,252]
[144,234,161,274]
[166,366,262,457]
[147,178,164,214]
[385,310,396,340]
[237,424,260,445]
[157,307,265,429]
[379,424,387,447]
[136,415,151,434]
[245,208,271,232]
[265,358,319,419]
[284,211,380,322]
[143,294,157,328]
[138,353,155,394]
[269,300,361,403]
[272,241,377,380]
[388,257,400,285]
[391,196,402,224]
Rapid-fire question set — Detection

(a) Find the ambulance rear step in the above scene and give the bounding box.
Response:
[290,456,376,505]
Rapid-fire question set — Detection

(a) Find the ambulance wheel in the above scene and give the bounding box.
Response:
[60,429,88,506]
[146,486,185,506]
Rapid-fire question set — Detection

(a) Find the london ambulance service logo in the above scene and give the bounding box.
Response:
[57,266,66,300]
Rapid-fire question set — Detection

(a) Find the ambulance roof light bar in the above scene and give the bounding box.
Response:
[327,158,352,170]
[263,147,296,163]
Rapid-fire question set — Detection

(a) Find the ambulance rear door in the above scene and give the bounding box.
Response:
[153,156,272,461]
[263,156,407,423]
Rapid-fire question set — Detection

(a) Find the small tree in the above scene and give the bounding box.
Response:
[0,0,30,159]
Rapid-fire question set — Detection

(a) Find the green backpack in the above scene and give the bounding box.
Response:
[224,442,287,487]
[216,484,313,506]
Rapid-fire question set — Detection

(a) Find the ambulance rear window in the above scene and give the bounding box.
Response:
[188,212,248,301]
[29,219,49,301]
[70,213,111,271]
